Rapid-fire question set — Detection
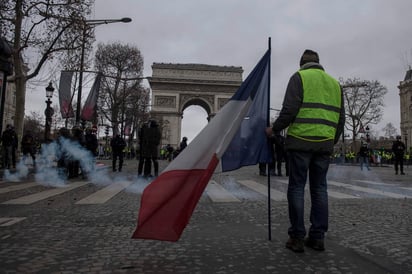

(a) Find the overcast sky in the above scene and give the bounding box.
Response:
[26,0,412,141]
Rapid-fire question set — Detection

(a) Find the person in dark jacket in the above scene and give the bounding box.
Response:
[266,49,345,253]
[83,127,98,177]
[56,127,72,178]
[1,124,18,169]
[111,134,126,172]
[180,137,188,151]
[141,120,161,177]
[69,126,85,178]
[273,130,288,176]
[84,127,98,156]
[392,135,406,175]
[358,142,371,171]
[137,122,148,177]
[21,130,37,166]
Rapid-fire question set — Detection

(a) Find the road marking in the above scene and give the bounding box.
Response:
[329,180,412,199]
[399,187,412,191]
[274,179,359,199]
[76,181,133,204]
[354,180,395,186]
[2,181,88,205]
[0,217,27,226]
[0,182,38,194]
[205,181,240,202]
[238,180,285,201]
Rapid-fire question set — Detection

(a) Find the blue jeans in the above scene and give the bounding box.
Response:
[287,151,329,240]
[360,156,370,170]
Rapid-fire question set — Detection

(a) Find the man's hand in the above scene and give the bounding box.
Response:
[265,127,273,137]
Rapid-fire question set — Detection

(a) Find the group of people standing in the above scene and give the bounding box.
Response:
[137,120,161,178]
[1,124,38,169]
[259,130,289,177]
[358,135,406,174]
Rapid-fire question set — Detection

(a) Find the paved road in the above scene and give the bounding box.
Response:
[0,160,411,273]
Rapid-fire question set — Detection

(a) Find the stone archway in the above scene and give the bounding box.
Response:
[149,63,243,148]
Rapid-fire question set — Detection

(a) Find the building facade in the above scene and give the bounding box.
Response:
[399,68,412,151]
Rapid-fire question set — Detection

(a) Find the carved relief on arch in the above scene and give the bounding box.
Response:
[154,95,177,108]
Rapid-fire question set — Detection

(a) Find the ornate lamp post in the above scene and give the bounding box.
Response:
[405,132,408,152]
[75,17,132,126]
[44,82,55,142]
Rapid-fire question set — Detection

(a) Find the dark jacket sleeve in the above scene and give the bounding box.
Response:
[334,87,345,144]
[272,72,303,131]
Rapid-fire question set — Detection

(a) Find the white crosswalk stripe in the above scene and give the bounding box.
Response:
[0,182,38,194]
[274,179,360,199]
[0,177,410,205]
[76,181,133,204]
[2,181,88,205]
[0,217,27,226]
[328,180,412,199]
[205,181,240,202]
[237,179,286,201]
[354,180,396,186]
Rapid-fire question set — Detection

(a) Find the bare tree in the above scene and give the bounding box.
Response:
[382,122,398,138]
[94,42,147,137]
[341,78,387,150]
[23,111,44,145]
[0,0,94,140]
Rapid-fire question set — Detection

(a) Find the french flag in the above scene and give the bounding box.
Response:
[132,49,272,241]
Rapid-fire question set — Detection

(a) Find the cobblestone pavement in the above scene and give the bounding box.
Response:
[0,159,411,273]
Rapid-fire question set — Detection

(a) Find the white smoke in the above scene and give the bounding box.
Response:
[3,137,151,194]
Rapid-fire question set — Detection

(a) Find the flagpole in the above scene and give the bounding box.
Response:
[267,37,272,241]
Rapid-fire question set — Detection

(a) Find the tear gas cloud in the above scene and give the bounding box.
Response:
[3,137,150,193]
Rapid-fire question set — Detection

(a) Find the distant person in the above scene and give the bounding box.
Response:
[180,137,188,151]
[1,124,18,169]
[137,122,148,177]
[56,127,72,178]
[266,49,345,252]
[273,130,288,176]
[21,130,37,166]
[111,134,126,172]
[258,162,267,176]
[141,120,161,177]
[69,126,85,178]
[358,142,371,171]
[392,135,406,175]
[98,143,104,160]
[166,144,174,162]
[84,127,98,157]
[84,127,98,177]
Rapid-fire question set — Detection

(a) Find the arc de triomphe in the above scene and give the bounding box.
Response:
[149,63,243,148]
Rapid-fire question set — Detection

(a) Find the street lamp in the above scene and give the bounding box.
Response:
[76,17,132,126]
[44,82,55,142]
[365,125,370,143]
[405,132,408,152]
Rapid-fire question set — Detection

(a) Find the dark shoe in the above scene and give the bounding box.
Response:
[113,169,117,172]
[401,172,405,175]
[395,171,398,175]
[304,237,325,251]
[285,237,304,253]
[259,172,267,176]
